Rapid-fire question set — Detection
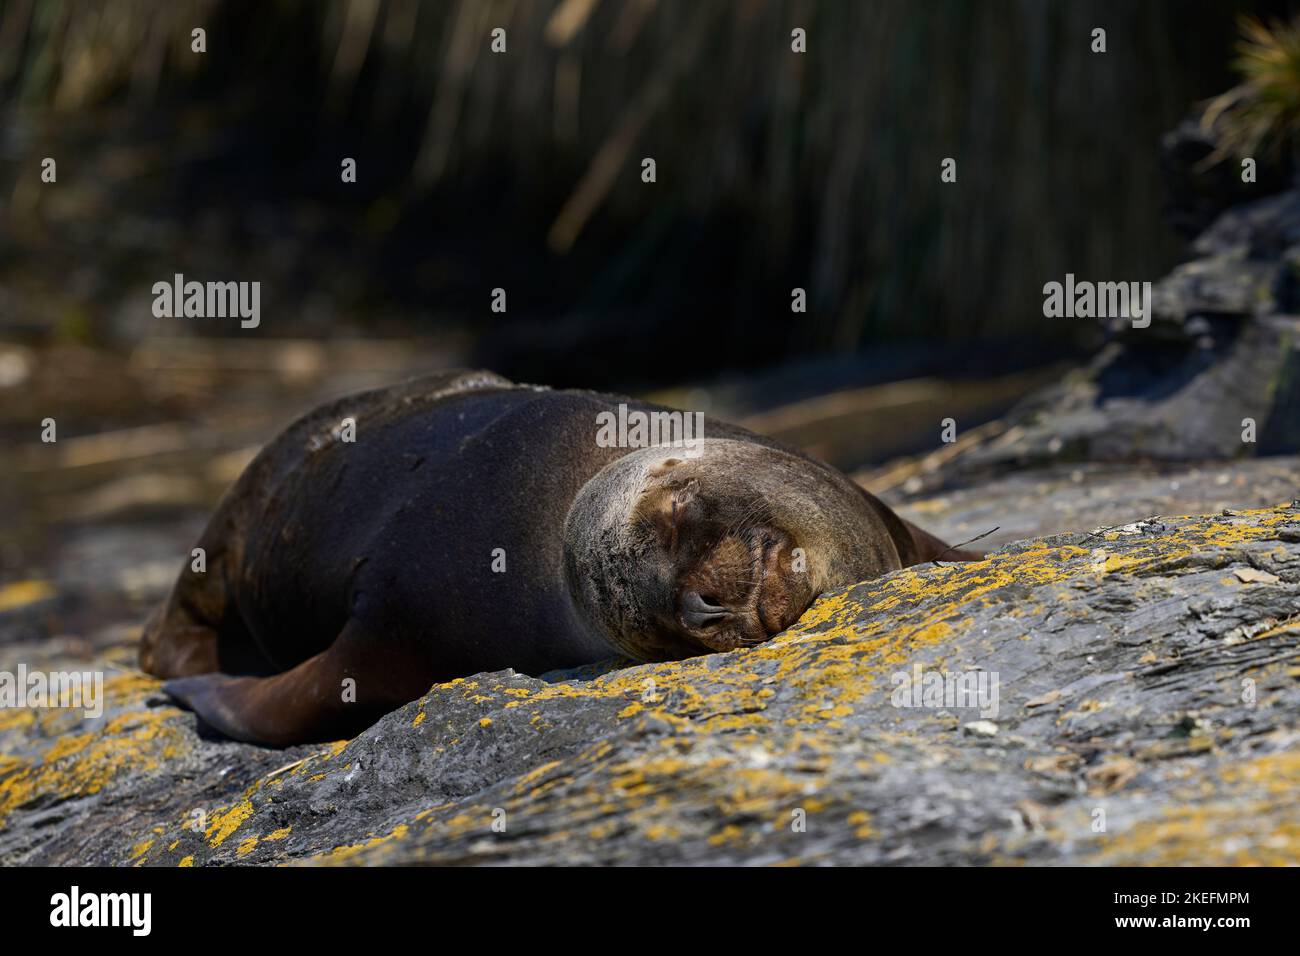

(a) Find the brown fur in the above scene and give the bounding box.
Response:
[143,371,983,746]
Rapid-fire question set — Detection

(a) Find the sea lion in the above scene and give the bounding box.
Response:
[141,370,982,746]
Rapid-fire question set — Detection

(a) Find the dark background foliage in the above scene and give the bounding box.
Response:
[0,0,1293,392]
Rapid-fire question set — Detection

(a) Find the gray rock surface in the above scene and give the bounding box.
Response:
[3,504,1297,865]
[889,456,1300,551]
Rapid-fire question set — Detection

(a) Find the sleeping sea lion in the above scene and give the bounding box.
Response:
[141,370,982,745]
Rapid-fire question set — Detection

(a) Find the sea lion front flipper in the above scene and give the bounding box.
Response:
[163,672,274,744]
[164,621,432,747]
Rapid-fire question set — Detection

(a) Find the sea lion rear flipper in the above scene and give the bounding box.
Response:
[164,621,431,747]
[164,661,374,748]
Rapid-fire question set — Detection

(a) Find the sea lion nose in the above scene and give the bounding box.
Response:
[680,590,730,628]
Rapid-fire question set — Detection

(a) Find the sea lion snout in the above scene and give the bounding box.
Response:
[680,589,729,626]
[674,527,813,651]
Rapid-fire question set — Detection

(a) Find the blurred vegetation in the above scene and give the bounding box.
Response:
[0,0,1292,389]
[1203,13,1300,162]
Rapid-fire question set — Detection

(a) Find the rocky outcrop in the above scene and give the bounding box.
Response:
[2,505,1297,866]
[1159,118,1290,240]
[886,455,1300,552]
[948,189,1300,473]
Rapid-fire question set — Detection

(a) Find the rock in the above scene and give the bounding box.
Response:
[1192,190,1300,261]
[2,505,1297,866]
[945,188,1300,469]
[886,455,1300,552]
[1158,118,1290,240]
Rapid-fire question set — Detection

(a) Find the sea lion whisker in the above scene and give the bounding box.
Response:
[727,499,776,537]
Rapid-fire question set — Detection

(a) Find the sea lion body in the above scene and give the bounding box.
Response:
[142,371,978,745]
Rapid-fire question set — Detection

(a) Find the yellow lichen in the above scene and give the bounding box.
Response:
[0,709,185,827]
[311,824,411,865]
[205,800,254,848]
[0,579,55,612]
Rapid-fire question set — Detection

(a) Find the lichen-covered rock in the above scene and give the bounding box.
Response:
[2,505,1298,866]
[887,456,1300,550]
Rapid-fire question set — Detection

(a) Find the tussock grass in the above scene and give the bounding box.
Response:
[0,1,1249,350]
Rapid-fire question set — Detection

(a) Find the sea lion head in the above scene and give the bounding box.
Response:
[563,439,903,661]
